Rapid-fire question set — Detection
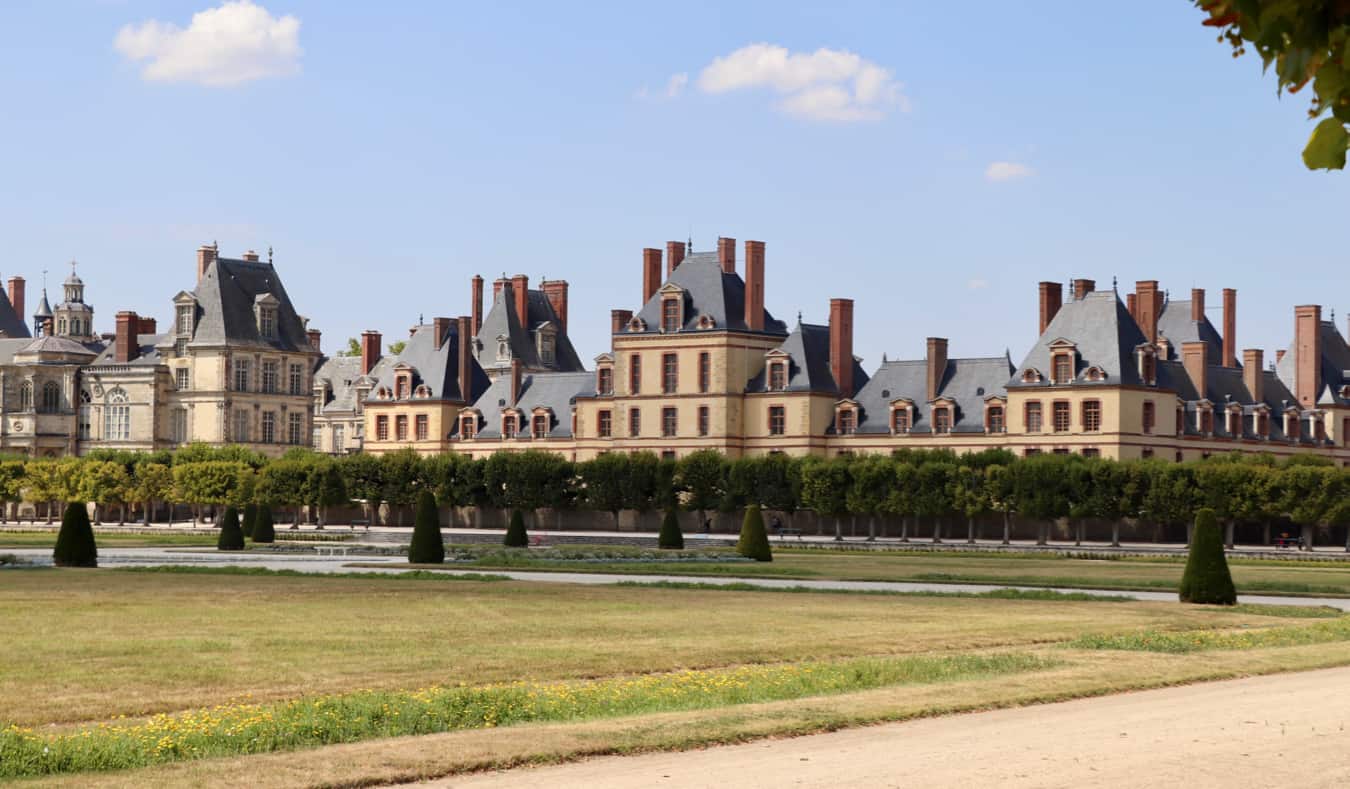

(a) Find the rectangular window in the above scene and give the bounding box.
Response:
[233,359,250,392]
[598,410,612,438]
[416,414,429,441]
[177,304,193,336]
[259,310,275,339]
[662,353,678,394]
[460,417,475,440]
[261,361,278,394]
[1082,448,1101,458]
[104,402,130,441]
[597,368,613,396]
[699,352,711,393]
[768,362,786,391]
[629,408,641,437]
[768,405,785,436]
[395,414,408,441]
[1315,418,1327,441]
[1053,354,1072,384]
[934,408,951,433]
[333,424,344,451]
[893,408,910,433]
[662,406,677,437]
[288,412,303,445]
[174,338,188,356]
[1025,401,1043,433]
[1053,448,1071,455]
[375,415,388,441]
[1142,401,1155,434]
[661,450,677,461]
[533,413,549,439]
[261,411,276,443]
[503,414,517,438]
[289,363,304,395]
[172,409,188,444]
[1141,448,1154,459]
[312,427,322,450]
[1082,400,1101,432]
[234,409,251,443]
[987,406,1004,433]
[837,409,856,434]
[1177,408,1185,435]
[698,405,710,436]
[662,298,680,332]
[1200,409,1213,434]
[629,354,641,394]
[78,406,91,441]
[175,367,190,391]
[1024,448,1042,457]
[1052,401,1071,433]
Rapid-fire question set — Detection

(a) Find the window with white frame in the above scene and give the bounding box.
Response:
[175,367,190,390]
[262,361,279,394]
[233,409,250,443]
[104,387,130,441]
[289,363,304,395]
[288,412,303,445]
[172,409,188,444]
[233,359,250,392]
[333,424,345,451]
[261,411,277,443]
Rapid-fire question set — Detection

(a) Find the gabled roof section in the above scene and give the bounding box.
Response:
[473,285,584,372]
[745,322,868,396]
[187,256,312,351]
[1011,290,1147,388]
[367,322,490,403]
[849,354,1014,434]
[629,252,787,336]
[1275,320,1350,407]
[1157,299,1229,365]
[462,371,594,439]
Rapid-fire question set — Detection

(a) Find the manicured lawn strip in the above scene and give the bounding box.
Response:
[0,652,1054,779]
[1067,616,1350,653]
[0,532,219,548]
[115,566,510,582]
[611,580,1132,603]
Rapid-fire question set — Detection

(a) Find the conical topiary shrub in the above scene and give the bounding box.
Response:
[408,490,445,564]
[241,503,257,540]
[737,504,772,562]
[252,506,276,544]
[1179,507,1237,605]
[217,506,244,551]
[658,507,684,549]
[53,502,97,567]
[504,509,529,548]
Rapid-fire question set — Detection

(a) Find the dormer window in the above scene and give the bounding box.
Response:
[254,294,280,340]
[933,405,952,434]
[627,316,647,332]
[697,314,716,330]
[496,338,510,361]
[532,410,551,439]
[892,405,911,434]
[769,361,787,391]
[1254,409,1270,438]
[835,402,859,435]
[502,412,519,438]
[985,399,1006,433]
[1082,366,1106,382]
[1021,368,1043,384]
[1137,346,1157,386]
[1314,414,1327,442]
[177,304,193,336]
[597,367,613,395]
[538,332,556,365]
[1226,406,1242,437]
[1285,410,1301,440]
[1197,404,1214,435]
[662,296,681,332]
[414,384,431,399]
[376,386,391,400]
[460,412,478,439]
[395,372,411,399]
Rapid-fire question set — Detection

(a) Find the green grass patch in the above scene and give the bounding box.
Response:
[1067,617,1350,654]
[114,566,510,583]
[0,531,219,548]
[0,652,1054,779]
[0,553,34,567]
[613,580,1132,603]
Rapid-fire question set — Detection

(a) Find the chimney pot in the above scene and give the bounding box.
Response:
[926,337,949,403]
[1037,281,1063,335]
[744,240,766,331]
[360,330,382,376]
[471,275,484,337]
[541,279,569,333]
[1222,288,1237,368]
[1191,288,1206,322]
[642,248,662,304]
[1243,348,1264,403]
[829,298,855,398]
[717,237,736,274]
[1072,278,1095,300]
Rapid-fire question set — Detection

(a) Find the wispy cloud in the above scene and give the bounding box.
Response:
[967,278,989,290]
[689,43,906,122]
[114,0,301,86]
[665,72,688,98]
[985,161,1034,182]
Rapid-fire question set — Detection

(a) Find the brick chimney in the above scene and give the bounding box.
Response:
[1182,341,1207,401]
[1295,305,1322,408]
[137,317,157,335]
[360,330,382,375]
[541,279,569,333]
[510,275,529,328]
[1222,288,1237,368]
[509,358,523,405]
[1072,279,1095,300]
[306,329,322,352]
[718,237,736,274]
[114,311,139,363]
[829,298,854,397]
[196,243,218,282]
[242,249,260,262]
[666,240,686,276]
[1135,280,1160,343]
[471,275,484,337]
[1037,281,1062,335]
[1276,349,1286,364]
[642,248,662,304]
[1126,292,1138,323]
[432,317,451,349]
[493,276,506,301]
[744,240,765,331]
[1190,288,1205,322]
[611,309,633,334]
[456,316,473,403]
[1243,348,1264,403]
[926,337,948,403]
[7,277,23,319]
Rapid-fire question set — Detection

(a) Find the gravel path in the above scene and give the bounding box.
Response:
[434,666,1350,789]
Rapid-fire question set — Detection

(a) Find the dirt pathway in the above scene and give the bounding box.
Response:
[433,666,1350,788]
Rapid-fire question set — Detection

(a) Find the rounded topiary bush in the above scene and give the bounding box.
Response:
[241,502,257,540]
[252,506,276,544]
[1179,507,1236,605]
[217,506,244,551]
[737,504,773,562]
[658,507,684,550]
[408,490,445,564]
[53,502,97,567]
[504,509,529,548]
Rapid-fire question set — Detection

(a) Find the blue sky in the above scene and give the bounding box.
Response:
[1,1,1345,370]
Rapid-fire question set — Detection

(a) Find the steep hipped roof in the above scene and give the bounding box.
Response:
[473,284,584,373]
[463,371,594,439]
[88,334,161,366]
[628,252,787,336]
[185,256,311,351]
[1011,291,1147,388]
[1156,299,1229,365]
[850,355,1014,434]
[745,322,868,397]
[0,287,31,339]
[366,322,489,403]
[1275,320,1350,407]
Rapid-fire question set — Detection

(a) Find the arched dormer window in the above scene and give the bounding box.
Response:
[40,381,60,414]
[414,384,431,399]
[375,386,391,400]
[984,397,1007,433]
[931,398,955,434]
[627,316,647,333]
[1020,368,1042,384]
[1081,366,1106,383]
[697,314,716,330]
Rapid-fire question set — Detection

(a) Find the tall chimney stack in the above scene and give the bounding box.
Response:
[829,298,854,398]
[432,317,451,349]
[1072,278,1095,300]
[1243,348,1264,404]
[306,329,322,352]
[1295,305,1322,408]
[1037,281,1063,335]
[510,274,529,329]
[114,311,139,363]
[1135,280,1160,343]
[642,248,662,304]
[717,237,736,274]
[611,309,632,335]
[1182,341,1208,402]
[1222,288,1237,368]
[744,240,765,331]
[6,277,23,320]
[1190,288,1205,322]
[471,275,484,337]
[541,280,569,333]
[196,243,218,282]
[360,330,382,375]
[665,241,686,276]
[456,316,473,404]
[926,337,949,403]
[1126,292,1138,324]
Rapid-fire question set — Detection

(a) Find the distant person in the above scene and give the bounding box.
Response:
[702,517,712,534]
[770,515,783,535]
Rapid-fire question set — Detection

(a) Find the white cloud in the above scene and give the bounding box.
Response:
[114,0,301,86]
[665,72,688,98]
[985,161,1034,182]
[967,278,989,290]
[690,43,905,122]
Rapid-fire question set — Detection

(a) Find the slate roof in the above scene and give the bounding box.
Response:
[1011,290,1146,388]
[0,338,35,365]
[628,252,787,336]
[314,354,398,414]
[184,256,312,351]
[848,355,1015,434]
[21,335,104,360]
[86,334,160,366]
[365,322,490,404]
[462,371,594,439]
[1156,299,1229,365]
[0,288,31,339]
[31,291,52,321]
[473,284,584,373]
[1275,320,1350,408]
[745,322,869,397]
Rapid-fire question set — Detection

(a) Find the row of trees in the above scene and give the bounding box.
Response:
[6,445,1350,547]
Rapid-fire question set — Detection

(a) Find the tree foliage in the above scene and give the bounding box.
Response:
[408,489,444,564]
[736,503,773,562]
[504,509,529,547]
[53,502,97,567]
[217,505,245,551]
[1179,507,1238,604]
